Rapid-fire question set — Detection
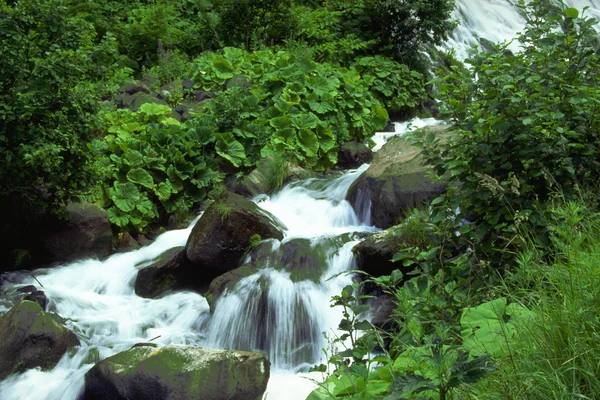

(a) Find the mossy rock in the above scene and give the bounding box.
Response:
[82,344,270,400]
[129,92,169,112]
[0,300,79,380]
[346,125,452,229]
[232,158,317,198]
[353,227,416,278]
[185,191,285,274]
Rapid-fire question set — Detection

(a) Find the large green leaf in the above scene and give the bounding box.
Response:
[291,113,319,130]
[135,195,155,216]
[297,129,319,157]
[216,133,246,167]
[316,126,335,152]
[155,181,172,201]
[126,168,154,189]
[107,206,130,227]
[112,182,141,212]
[461,298,534,357]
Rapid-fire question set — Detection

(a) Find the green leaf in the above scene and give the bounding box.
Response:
[297,129,320,157]
[461,298,534,357]
[136,196,155,216]
[126,168,154,189]
[155,181,172,201]
[291,113,319,130]
[216,133,246,167]
[107,206,130,227]
[112,182,141,212]
[522,118,533,125]
[565,7,579,18]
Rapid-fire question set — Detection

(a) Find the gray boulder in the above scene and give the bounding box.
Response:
[40,202,112,264]
[346,126,451,229]
[337,141,373,169]
[134,247,201,298]
[82,344,270,400]
[185,192,284,273]
[0,300,79,379]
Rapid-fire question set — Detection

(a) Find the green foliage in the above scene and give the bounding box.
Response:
[0,0,112,214]
[89,103,223,231]
[468,203,600,399]
[375,0,457,62]
[414,1,600,266]
[216,0,294,50]
[190,47,424,170]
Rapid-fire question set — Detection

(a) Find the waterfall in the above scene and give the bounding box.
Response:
[448,0,600,60]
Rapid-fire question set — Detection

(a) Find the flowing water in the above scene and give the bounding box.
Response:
[448,0,600,61]
[2,1,600,399]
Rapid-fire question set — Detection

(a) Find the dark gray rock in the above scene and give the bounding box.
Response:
[0,301,79,380]
[82,344,270,400]
[134,247,205,298]
[23,290,48,311]
[185,192,284,274]
[337,141,373,169]
[129,92,169,112]
[40,202,112,264]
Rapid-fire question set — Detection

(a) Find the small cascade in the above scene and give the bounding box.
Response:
[448,0,600,61]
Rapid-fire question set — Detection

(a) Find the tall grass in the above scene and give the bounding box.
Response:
[470,202,600,399]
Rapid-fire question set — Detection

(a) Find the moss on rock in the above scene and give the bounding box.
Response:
[82,344,270,400]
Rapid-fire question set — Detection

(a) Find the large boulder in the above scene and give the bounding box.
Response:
[134,246,224,299]
[82,344,270,400]
[337,141,373,169]
[346,126,450,229]
[353,226,414,278]
[40,202,112,264]
[186,192,284,273]
[0,300,79,379]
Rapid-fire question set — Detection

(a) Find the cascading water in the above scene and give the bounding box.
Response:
[448,0,600,61]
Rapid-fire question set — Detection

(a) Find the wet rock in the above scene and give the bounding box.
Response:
[0,300,79,380]
[185,191,284,274]
[23,290,48,311]
[346,126,451,229]
[353,227,416,278]
[337,141,373,169]
[205,263,259,311]
[40,202,112,264]
[192,90,214,102]
[134,247,203,298]
[82,344,270,400]
[16,285,37,293]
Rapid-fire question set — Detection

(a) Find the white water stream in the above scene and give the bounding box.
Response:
[448,0,600,61]
[2,1,600,399]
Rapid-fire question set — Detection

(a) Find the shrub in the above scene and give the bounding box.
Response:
[414,0,600,266]
[88,104,223,232]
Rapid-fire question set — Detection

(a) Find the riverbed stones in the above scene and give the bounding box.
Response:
[346,126,450,229]
[0,300,79,380]
[82,344,270,400]
[186,191,285,273]
[40,201,112,264]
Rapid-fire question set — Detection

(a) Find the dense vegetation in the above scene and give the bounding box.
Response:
[0,0,453,266]
[309,1,600,399]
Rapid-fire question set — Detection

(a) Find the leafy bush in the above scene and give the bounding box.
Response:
[89,104,223,231]
[0,0,109,214]
[190,47,425,170]
[415,1,600,265]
